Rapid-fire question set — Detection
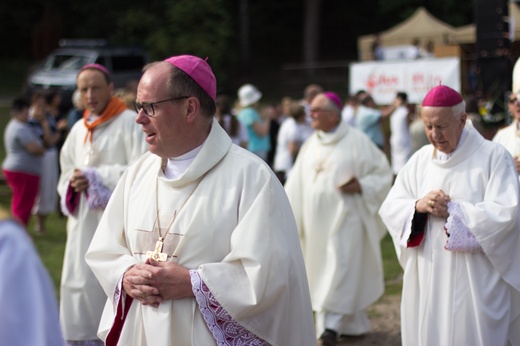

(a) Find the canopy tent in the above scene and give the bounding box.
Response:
[358,7,456,61]
[358,4,520,61]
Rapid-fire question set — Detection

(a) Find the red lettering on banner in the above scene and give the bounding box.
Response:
[412,73,443,92]
[412,73,424,83]
[366,73,399,94]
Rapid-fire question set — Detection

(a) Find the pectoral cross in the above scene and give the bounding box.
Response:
[83,147,94,166]
[315,163,324,175]
[314,162,325,180]
[146,237,168,261]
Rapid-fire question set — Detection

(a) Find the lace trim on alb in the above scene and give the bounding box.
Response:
[83,168,112,210]
[444,202,482,253]
[190,270,268,346]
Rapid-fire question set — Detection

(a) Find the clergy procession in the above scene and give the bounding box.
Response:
[3,52,520,346]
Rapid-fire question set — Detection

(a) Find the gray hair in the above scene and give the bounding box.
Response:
[319,94,341,117]
[326,100,341,116]
[452,101,466,120]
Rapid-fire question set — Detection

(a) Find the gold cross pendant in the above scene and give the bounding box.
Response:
[314,163,324,180]
[146,239,168,262]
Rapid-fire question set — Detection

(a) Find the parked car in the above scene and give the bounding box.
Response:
[25,39,149,111]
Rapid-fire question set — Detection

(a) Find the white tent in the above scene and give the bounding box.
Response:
[357,7,456,61]
[358,4,520,61]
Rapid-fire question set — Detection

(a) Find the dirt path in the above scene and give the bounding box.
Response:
[319,295,402,346]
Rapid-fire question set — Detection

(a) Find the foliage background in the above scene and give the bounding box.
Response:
[1,0,474,97]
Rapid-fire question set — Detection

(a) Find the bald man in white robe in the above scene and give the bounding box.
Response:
[86,55,315,346]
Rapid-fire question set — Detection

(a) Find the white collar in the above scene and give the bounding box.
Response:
[164,143,204,179]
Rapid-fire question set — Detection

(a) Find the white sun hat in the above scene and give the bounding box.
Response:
[238,84,262,107]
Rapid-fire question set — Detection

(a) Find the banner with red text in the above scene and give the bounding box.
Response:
[349,57,460,105]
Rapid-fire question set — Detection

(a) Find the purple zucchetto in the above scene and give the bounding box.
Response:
[79,63,111,79]
[323,92,343,110]
[422,85,463,107]
[164,55,216,101]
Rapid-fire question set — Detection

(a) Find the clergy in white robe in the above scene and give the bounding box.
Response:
[57,64,148,345]
[493,91,520,176]
[86,55,316,346]
[285,92,392,345]
[493,120,520,156]
[379,85,520,346]
[0,208,64,346]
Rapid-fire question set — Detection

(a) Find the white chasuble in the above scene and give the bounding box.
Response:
[86,120,316,346]
[285,121,393,315]
[379,124,520,346]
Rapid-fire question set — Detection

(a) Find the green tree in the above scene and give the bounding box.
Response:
[144,0,234,85]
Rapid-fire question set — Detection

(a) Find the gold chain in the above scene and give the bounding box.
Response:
[154,172,207,242]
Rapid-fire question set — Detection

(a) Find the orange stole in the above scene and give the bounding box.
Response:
[83,97,128,143]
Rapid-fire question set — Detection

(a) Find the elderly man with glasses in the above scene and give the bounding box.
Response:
[285,92,393,345]
[57,63,148,346]
[86,55,316,346]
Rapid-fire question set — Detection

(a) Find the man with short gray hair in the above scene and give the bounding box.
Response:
[285,92,393,345]
[380,84,520,345]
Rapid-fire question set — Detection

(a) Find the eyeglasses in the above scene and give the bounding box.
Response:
[135,96,189,117]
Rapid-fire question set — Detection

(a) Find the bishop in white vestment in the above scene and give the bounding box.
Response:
[285,92,392,345]
[58,64,147,344]
[379,85,520,346]
[86,55,316,346]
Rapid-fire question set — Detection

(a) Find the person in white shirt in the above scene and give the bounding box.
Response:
[389,92,412,174]
[341,95,360,127]
[273,102,313,183]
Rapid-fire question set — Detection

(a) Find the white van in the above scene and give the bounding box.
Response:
[26,39,149,110]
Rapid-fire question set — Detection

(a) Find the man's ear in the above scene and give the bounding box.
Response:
[460,111,467,125]
[185,97,200,123]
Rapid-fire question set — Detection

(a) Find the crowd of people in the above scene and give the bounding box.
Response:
[2,54,520,346]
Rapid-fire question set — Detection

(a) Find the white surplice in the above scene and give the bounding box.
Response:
[379,125,520,346]
[284,120,393,334]
[57,109,148,341]
[85,120,316,346]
